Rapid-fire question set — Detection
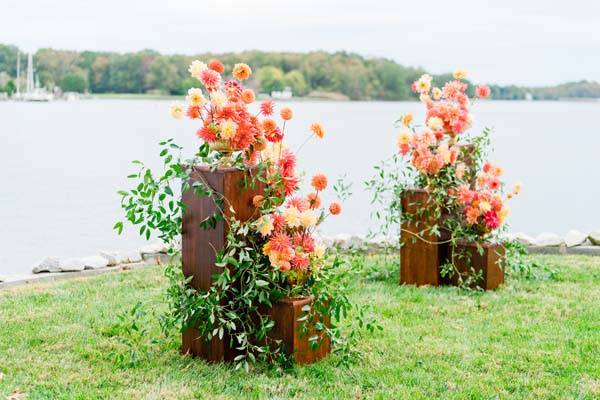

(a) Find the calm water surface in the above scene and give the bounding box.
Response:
[1,99,599,275]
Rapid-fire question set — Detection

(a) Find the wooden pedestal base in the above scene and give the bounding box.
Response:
[268,297,331,365]
[182,297,330,364]
[450,241,505,290]
[400,189,447,286]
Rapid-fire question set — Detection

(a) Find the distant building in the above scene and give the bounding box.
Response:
[271,86,293,100]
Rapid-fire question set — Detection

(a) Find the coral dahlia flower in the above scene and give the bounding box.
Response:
[232,63,252,80]
[311,174,328,191]
[208,58,225,74]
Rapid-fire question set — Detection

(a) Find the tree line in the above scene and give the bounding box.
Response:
[1,43,599,100]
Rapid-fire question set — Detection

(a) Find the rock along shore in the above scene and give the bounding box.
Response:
[1,230,599,287]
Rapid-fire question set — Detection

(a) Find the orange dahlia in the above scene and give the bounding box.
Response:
[329,202,342,215]
[208,59,225,74]
[310,122,325,139]
[232,63,252,80]
[311,174,328,191]
[280,107,293,121]
[241,88,255,104]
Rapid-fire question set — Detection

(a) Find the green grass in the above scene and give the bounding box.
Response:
[1,254,599,399]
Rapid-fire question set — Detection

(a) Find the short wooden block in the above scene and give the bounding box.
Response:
[181,165,265,361]
[450,241,505,290]
[400,189,448,286]
[268,297,331,365]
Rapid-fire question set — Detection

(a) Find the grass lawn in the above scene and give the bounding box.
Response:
[1,254,599,399]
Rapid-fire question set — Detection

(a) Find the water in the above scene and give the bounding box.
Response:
[1,99,599,275]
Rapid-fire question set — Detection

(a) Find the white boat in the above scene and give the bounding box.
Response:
[13,53,54,102]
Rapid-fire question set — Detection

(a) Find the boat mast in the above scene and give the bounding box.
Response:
[16,52,20,95]
[26,54,34,93]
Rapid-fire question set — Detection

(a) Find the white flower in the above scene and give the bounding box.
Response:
[188,60,207,80]
[283,206,301,228]
[300,210,318,228]
[210,91,227,109]
[169,102,184,119]
[255,215,274,237]
[186,88,205,106]
[427,116,444,131]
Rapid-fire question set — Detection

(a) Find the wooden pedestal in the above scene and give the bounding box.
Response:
[181,165,264,362]
[450,241,505,290]
[268,297,331,364]
[400,189,448,286]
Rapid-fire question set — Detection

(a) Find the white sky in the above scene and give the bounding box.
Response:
[3,0,599,86]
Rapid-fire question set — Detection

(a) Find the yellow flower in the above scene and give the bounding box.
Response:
[427,116,444,131]
[419,93,431,103]
[453,68,467,80]
[262,242,272,256]
[437,143,451,163]
[314,244,326,258]
[512,181,523,195]
[210,91,227,109]
[499,207,510,223]
[255,216,274,237]
[263,142,286,163]
[219,119,237,140]
[300,210,318,228]
[283,206,301,228]
[188,60,207,80]
[397,130,413,146]
[401,113,413,127]
[169,102,183,119]
[432,87,442,100]
[479,201,492,212]
[186,88,205,106]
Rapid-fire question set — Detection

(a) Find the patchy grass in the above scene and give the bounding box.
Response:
[0,254,599,399]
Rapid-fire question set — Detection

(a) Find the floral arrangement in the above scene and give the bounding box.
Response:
[367,68,521,286]
[455,162,521,236]
[117,59,376,369]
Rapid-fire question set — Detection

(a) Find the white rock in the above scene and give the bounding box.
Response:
[32,257,61,274]
[99,251,123,266]
[564,230,588,248]
[535,232,564,247]
[122,250,142,263]
[139,242,167,254]
[510,232,537,246]
[82,255,109,269]
[589,231,600,246]
[59,258,86,272]
[332,233,351,246]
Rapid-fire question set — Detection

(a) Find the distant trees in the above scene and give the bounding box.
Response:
[0,43,597,100]
[59,73,87,93]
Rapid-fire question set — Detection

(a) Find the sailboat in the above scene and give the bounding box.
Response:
[14,53,54,102]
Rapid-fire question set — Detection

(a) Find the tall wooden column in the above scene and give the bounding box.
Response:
[400,189,448,286]
[181,166,264,362]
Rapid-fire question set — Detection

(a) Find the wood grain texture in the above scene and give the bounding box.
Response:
[268,297,331,365]
[400,189,448,286]
[451,241,505,290]
[181,166,265,362]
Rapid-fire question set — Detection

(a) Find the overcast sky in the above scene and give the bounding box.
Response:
[3,0,599,86]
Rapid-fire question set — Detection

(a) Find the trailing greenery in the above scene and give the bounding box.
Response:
[1,254,599,399]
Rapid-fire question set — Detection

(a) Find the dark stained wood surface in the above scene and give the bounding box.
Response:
[268,297,331,365]
[181,165,265,362]
[451,241,505,290]
[400,189,448,286]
